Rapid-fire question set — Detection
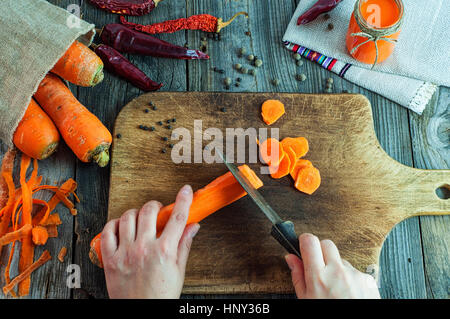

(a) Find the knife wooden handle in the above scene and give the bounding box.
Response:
[271,221,301,259]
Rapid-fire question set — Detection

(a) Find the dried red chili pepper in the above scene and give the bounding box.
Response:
[100,24,209,60]
[120,11,248,34]
[88,0,161,16]
[297,0,343,25]
[92,44,163,92]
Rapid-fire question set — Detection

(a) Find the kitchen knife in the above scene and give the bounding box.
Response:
[217,151,301,259]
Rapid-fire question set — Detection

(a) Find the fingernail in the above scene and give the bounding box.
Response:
[285,255,294,270]
[190,224,200,238]
[180,184,192,195]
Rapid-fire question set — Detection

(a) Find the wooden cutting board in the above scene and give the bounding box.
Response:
[108,92,449,294]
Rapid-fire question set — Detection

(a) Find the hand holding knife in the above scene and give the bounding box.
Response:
[217,151,301,259]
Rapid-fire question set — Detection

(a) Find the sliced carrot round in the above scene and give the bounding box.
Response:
[259,138,284,166]
[261,99,285,125]
[281,137,309,158]
[284,146,297,174]
[269,153,291,179]
[290,159,313,181]
[294,166,321,195]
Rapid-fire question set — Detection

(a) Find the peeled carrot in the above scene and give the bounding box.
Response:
[259,138,284,166]
[294,166,321,195]
[34,74,112,167]
[89,164,264,268]
[290,159,313,180]
[281,137,309,159]
[51,40,104,87]
[261,99,285,125]
[13,99,60,160]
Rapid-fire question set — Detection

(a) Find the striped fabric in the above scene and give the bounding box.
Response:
[284,40,352,78]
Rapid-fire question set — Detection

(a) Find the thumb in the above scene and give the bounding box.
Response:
[285,254,306,298]
[177,223,200,271]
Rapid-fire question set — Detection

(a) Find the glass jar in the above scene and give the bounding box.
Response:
[346,0,404,66]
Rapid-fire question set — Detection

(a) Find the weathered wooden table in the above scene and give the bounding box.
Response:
[0,0,448,299]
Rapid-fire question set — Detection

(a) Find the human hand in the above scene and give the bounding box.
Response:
[285,233,380,299]
[101,185,200,299]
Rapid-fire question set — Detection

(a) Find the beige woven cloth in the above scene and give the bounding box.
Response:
[0,0,95,147]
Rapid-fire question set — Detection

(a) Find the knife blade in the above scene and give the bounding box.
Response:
[217,151,301,258]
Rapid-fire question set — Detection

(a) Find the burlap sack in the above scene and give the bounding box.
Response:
[0,0,95,147]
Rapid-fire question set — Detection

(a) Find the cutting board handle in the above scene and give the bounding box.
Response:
[403,168,450,218]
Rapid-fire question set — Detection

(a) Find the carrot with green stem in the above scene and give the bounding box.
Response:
[13,99,60,160]
[51,40,104,87]
[34,74,112,167]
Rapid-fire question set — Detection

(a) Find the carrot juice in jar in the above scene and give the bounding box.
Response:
[346,0,404,66]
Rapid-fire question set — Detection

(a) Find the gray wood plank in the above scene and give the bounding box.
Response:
[370,96,427,298]
[409,87,450,299]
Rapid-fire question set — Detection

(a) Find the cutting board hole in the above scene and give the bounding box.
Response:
[436,184,450,200]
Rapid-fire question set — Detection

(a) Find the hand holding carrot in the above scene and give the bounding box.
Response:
[101,185,200,299]
[285,233,381,299]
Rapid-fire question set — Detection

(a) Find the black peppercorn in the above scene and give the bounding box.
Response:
[144,109,149,113]
[116,133,122,138]
[162,137,168,141]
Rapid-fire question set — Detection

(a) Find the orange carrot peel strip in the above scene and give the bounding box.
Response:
[3,250,51,296]
[0,224,32,247]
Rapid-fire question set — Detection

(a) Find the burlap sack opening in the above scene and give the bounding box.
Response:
[0,0,96,147]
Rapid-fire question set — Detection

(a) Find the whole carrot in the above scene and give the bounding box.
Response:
[13,99,60,160]
[34,74,112,167]
[51,40,104,87]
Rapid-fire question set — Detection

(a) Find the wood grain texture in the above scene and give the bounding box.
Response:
[108,92,450,294]
[0,0,445,299]
[409,87,450,299]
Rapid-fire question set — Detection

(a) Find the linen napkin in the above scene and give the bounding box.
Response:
[0,0,95,146]
[283,0,450,114]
